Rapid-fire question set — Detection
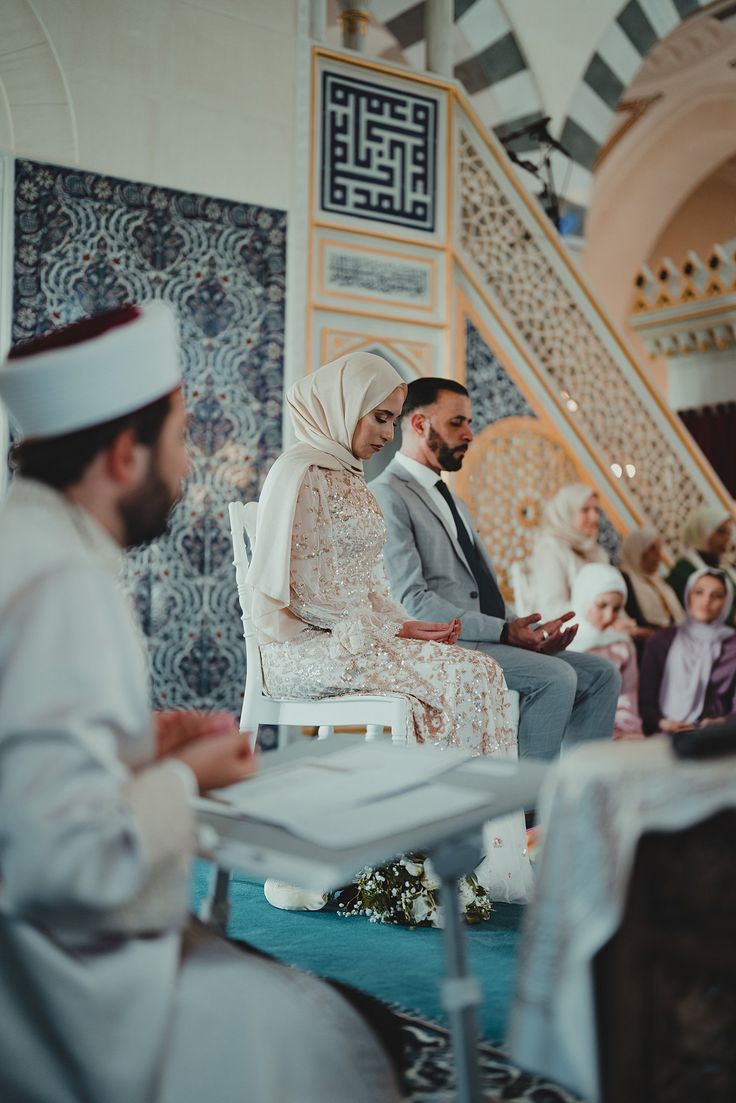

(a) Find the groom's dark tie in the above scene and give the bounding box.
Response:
[434,479,506,619]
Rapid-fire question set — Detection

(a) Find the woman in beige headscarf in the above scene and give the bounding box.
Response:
[528,483,608,620]
[619,527,684,633]
[248,352,532,922]
[666,506,736,627]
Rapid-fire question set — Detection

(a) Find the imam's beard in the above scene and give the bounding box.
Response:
[427,425,467,472]
[119,460,180,549]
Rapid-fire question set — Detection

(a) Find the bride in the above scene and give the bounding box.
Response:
[247,352,532,922]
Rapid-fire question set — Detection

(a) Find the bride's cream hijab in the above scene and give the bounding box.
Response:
[247,351,406,640]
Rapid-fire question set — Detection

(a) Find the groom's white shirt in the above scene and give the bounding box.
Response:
[393,452,474,543]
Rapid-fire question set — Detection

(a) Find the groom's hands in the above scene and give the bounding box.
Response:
[505,611,577,654]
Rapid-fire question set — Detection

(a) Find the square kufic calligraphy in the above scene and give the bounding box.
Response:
[320,70,438,233]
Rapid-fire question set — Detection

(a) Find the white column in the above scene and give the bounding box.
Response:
[426,0,453,78]
[309,0,326,43]
[337,0,371,52]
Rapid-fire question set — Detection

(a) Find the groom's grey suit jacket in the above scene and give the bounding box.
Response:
[370,457,509,646]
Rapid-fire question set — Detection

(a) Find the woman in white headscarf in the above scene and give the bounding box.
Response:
[528,483,608,620]
[666,506,736,627]
[567,563,644,740]
[248,352,532,922]
[619,527,684,634]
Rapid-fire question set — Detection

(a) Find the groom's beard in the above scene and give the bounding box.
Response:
[427,426,468,472]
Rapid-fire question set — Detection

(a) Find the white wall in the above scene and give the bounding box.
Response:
[0,0,299,211]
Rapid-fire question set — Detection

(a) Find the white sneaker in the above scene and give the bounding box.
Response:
[264,879,328,911]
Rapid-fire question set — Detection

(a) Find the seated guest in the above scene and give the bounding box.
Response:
[639,568,736,736]
[567,564,644,740]
[528,483,608,620]
[619,527,684,634]
[666,506,736,627]
[371,378,619,765]
[0,306,400,1103]
[249,354,533,917]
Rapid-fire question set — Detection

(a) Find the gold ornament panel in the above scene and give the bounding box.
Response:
[458,418,580,602]
[458,130,711,553]
[319,327,436,377]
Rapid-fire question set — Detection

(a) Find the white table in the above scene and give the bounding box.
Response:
[196,736,547,1103]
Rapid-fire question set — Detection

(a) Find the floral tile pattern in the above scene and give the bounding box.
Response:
[14,159,286,720]
[465,317,536,432]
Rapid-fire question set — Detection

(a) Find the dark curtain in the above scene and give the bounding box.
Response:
[679,403,736,497]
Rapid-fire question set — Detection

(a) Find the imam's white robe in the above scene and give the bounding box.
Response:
[0,478,398,1103]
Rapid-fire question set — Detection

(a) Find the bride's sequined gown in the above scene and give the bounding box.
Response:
[260,467,532,905]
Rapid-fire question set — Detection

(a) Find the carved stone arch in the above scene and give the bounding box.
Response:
[0,0,77,161]
[318,329,437,380]
[557,0,712,231]
[584,87,736,329]
[357,341,421,383]
[456,416,589,601]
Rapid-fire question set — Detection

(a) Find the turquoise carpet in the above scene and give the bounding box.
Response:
[190,862,525,1044]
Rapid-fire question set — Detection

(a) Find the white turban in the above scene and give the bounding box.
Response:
[0,301,180,439]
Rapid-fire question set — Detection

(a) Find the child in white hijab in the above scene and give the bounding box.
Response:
[568,563,644,740]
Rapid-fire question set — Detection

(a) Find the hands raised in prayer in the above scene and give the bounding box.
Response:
[155,710,258,791]
[506,611,578,654]
[397,618,461,645]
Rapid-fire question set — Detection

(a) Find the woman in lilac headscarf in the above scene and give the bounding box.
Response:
[639,568,736,735]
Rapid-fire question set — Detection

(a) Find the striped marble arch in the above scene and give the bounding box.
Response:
[556,0,715,230]
[371,0,718,236]
[373,0,545,145]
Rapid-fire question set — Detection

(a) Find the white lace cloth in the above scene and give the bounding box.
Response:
[508,737,736,1100]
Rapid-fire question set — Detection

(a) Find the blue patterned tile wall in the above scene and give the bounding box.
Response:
[14,159,286,720]
[465,316,535,432]
[464,317,620,562]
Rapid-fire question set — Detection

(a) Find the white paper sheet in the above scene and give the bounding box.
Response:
[294,783,492,847]
[197,742,492,847]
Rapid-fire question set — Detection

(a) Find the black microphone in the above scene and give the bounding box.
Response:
[505,147,541,176]
[503,115,573,160]
[531,117,573,159]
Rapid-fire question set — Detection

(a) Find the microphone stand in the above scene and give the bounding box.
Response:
[499,116,570,231]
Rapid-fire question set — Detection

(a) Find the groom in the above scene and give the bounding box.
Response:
[370,377,619,760]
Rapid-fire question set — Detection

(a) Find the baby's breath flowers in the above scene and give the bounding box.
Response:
[335,855,492,927]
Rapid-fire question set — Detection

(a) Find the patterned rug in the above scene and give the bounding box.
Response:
[394,1007,582,1102]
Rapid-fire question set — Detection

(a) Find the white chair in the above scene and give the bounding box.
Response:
[228,500,409,750]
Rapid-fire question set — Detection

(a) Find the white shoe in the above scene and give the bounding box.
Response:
[264,878,328,911]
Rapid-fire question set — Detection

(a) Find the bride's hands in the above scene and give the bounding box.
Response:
[398,618,461,644]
